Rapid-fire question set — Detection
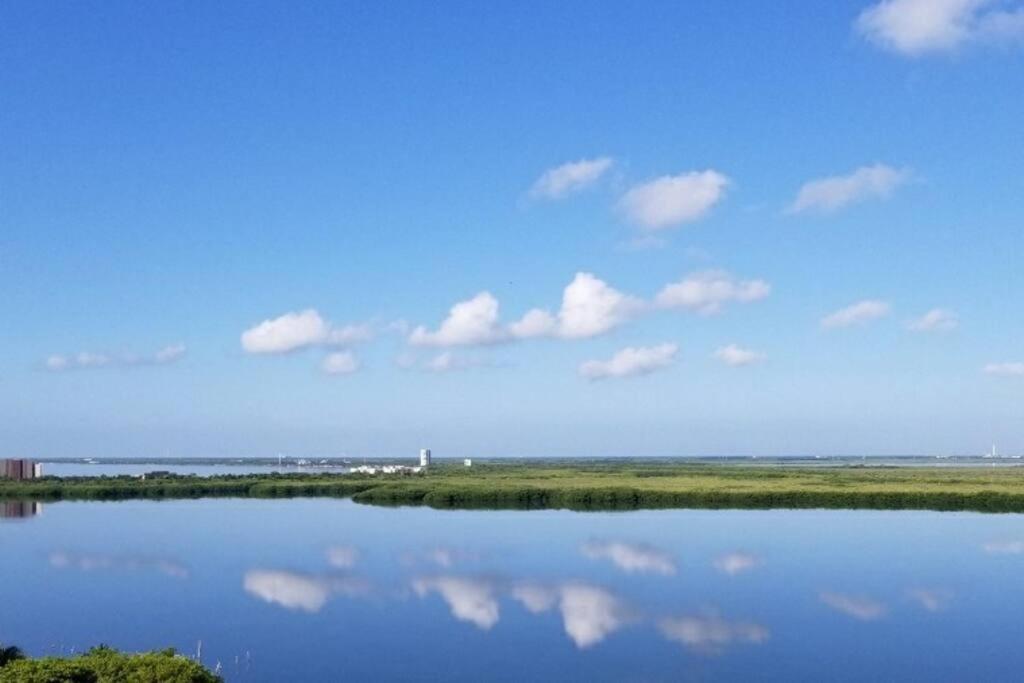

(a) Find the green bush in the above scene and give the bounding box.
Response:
[0,646,220,683]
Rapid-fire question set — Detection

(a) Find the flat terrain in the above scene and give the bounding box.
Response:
[5,461,1024,512]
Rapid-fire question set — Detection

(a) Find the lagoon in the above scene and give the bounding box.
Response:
[3,499,1024,681]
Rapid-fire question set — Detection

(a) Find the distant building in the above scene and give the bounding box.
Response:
[1,459,39,481]
[420,449,432,468]
[464,459,472,467]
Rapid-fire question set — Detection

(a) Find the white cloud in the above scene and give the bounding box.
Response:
[409,292,506,347]
[821,300,891,329]
[321,351,359,376]
[907,588,953,612]
[983,362,1024,377]
[508,308,558,339]
[44,345,187,371]
[552,272,644,339]
[241,309,372,354]
[713,344,766,367]
[655,271,770,315]
[153,343,187,363]
[241,309,330,353]
[907,308,959,332]
[581,540,677,575]
[619,170,729,231]
[579,343,678,381]
[659,612,770,654]
[413,576,500,630]
[327,324,374,345]
[713,552,762,576]
[819,592,888,621]
[983,540,1024,554]
[422,352,491,373]
[789,164,910,214]
[529,157,614,200]
[325,545,360,569]
[509,273,645,340]
[243,570,370,613]
[857,0,1024,56]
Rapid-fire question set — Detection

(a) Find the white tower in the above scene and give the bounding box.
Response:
[419,448,432,468]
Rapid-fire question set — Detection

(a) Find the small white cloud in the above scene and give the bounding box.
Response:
[409,292,507,347]
[983,362,1024,377]
[581,540,677,575]
[553,272,644,339]
[417,273,642,347]
[321,351,359,376]
[821,300,891,329]
[655,271,770,315]
[713,344,766,367]
[508,273,645,340]
[44,345,186,371]
[907,308,959,332]
[659,612,769,654]
[789,164,910,214]
[529,157,614,200]
[154,344,187,363]
[241,309,330,354]
[983,540,1024,554]
[425,351,486,373]
[857,0,1024,56]
[580,343,678,381]
[819,592,888,621]
[713,553,762,576]
[619,170,729,231]
[241,310,371,355]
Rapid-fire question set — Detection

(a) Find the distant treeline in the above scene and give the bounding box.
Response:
[4,463,1024,513]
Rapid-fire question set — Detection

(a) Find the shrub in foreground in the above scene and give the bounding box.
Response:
[0,645,220,683]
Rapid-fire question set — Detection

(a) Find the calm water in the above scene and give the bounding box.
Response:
[3,500,1024,681]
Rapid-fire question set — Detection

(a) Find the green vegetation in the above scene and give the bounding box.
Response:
[0,645,219,683]
[5,462,1024,513]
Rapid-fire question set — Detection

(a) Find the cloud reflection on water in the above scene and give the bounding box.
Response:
[906,588,952,612]
[412,576,500,630]
[712,552,761,576]
[982,540,1024,555]
[48,551,189,579]
[243,570,371,613]
[580,540,676,576]
[658,611,770,654]
[511,581,634,648]
[819,592,887,621]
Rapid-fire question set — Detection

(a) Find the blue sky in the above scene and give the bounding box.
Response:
[2,1,1022,458]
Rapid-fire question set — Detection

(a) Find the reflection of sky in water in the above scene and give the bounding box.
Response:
[2,500,1024,681]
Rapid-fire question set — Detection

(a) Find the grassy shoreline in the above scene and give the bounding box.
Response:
[5,463,1024,513]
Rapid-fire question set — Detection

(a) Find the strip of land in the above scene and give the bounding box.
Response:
[5,462,1024,512]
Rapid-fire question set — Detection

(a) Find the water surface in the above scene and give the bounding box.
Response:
[2,499,1023,681]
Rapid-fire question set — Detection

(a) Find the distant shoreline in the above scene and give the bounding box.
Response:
[5,461,1024,513]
